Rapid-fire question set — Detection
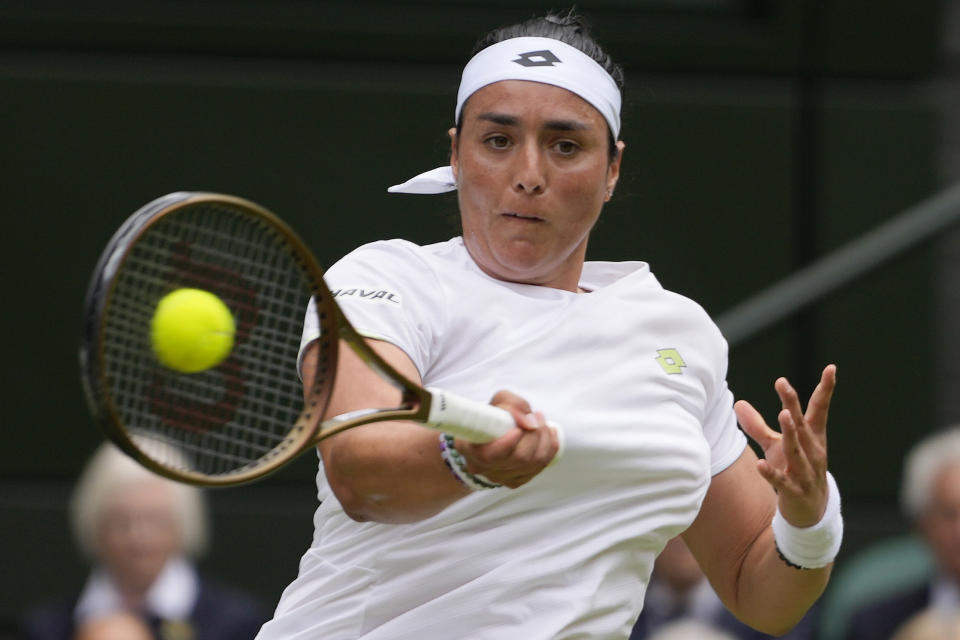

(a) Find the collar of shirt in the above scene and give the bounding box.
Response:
[930,573,960,612]
[74,556,199,623]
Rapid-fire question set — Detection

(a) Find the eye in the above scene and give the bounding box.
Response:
[484,135,511,150]
[553,140,580,155]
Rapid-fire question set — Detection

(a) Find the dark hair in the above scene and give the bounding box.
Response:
[456,9,624,159]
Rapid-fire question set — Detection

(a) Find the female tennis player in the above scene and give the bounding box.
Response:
[256,10,842,639]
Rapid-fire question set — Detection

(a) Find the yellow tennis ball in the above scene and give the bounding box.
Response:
[150,288,236,373]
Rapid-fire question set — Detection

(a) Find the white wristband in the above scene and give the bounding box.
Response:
[771,471,843,569]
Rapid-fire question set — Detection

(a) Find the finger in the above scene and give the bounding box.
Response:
[463,416,545,469]
[781,373,832,467]
[547,422,561,460]
[777,407,812,476]
[490,389,541,431]
[804,364,837,435]
[504,424,545,467]
[469,432,548,487]
[734,399,780,451]
[794,423,826,477]
[774,377,805,457]
[775,377,806,435]
[533,416,559,462]
[758,455,810,497]
[490,389,531,413]
[775,377,824,474]
[756,458,788,492]
[486,424,555,476]
[517,410,544,433]
[457,428,524,466]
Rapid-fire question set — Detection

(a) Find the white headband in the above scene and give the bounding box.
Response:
[388,36,622,195]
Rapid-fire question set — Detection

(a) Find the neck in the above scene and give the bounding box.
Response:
[110,569,158,610]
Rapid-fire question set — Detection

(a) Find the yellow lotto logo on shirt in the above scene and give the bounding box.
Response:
[655,348,686,374]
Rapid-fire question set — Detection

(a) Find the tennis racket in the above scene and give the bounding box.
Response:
[79,192,524,486]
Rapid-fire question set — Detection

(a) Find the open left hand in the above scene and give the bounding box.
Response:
[734,364,837,528]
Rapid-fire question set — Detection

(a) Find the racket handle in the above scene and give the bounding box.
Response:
[425,387,517,442]
[425,387,566,464]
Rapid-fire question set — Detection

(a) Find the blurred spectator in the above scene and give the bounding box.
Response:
[72,611,153,640]
[631,536,819,639]
[890,608,960,640]
[647,619,739,640]
[19,442,267,640]
[845,428,960,639]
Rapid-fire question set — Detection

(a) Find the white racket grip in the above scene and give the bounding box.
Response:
[425,387,565,462]
[426,387,513,442]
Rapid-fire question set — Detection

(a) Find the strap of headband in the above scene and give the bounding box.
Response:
[387,166,456,194]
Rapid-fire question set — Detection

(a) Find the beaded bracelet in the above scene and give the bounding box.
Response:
[438,432,502,491]
[771,471,843,570]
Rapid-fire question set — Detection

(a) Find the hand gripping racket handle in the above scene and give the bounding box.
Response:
[425,387,565,461]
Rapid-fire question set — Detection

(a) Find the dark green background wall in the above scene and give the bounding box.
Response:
[0,0,945,633]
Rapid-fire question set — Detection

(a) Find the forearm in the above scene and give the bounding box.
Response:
[307,340,555,523]
[733,470,842,632]
[304,338,469,523]
[686,448,840,636]
[728,526,831,635]
[321,422,470,523]
[718,366,841,634]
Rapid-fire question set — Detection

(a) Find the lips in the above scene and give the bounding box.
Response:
[502,212,544,221]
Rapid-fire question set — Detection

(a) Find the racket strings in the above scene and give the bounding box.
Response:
[102,202,328,479]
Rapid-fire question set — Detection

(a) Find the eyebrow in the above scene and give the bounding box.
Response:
[475,112,591,132]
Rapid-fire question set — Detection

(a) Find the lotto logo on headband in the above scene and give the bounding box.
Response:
[513,50,561,67]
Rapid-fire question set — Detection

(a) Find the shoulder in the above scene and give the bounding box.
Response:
[643,269,718,333]
[582,260,728,372]
[586,260,717,324]
[609,261,726,355]
[332,237,462,271]
[326,238,468,295]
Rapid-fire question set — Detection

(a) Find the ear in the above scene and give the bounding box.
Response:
[604,140,626,202]
[448,127,459,183]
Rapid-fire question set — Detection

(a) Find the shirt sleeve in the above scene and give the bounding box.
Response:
[701,330,748,476]
[297,240,446,379]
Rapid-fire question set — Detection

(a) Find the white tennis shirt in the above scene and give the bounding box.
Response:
[258,237,746,640]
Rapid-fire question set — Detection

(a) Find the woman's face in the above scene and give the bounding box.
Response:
[95,480,181,594]
[451,80,624,291]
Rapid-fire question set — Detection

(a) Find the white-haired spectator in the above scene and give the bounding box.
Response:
[891,608,960,640]
[20,442,267,640]
[648,619,739,640]
[845,427,960,639]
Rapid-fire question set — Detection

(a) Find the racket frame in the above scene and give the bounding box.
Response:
[81,192,448,486]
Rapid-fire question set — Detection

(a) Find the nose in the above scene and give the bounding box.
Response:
[514,143,545,195]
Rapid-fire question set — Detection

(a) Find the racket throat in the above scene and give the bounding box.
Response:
[401,390,423,412]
